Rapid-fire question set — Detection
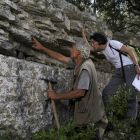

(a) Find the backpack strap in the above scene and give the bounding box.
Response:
[109,43,126,82]
[109,44,127,56]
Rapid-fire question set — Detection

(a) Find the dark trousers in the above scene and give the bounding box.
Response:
[102,64,138,119]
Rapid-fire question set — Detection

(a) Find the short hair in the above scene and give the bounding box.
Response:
[76,44,90,59]
[90,32,108,45]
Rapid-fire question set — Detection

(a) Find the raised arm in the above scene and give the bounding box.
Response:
[81,27,94,52]
[32,37,69,64]
[47,89,85,100]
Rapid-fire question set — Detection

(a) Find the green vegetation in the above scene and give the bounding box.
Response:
[32,86,140,140]
[66,0,140,34]
[104,86,140,140]
[96,0,140,34]
[105,86,131,120]
[32,122,96,140]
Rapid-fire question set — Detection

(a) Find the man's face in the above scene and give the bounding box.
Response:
[90,39,104,51]
[71,45,80,59]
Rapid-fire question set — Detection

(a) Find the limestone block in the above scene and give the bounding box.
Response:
[0,54,73,137]
[97,71,112,92]
[34,18,58,32]
[0,29,9,42]
[63,3,96,22]
[70,20,82,36]
[0,5,15,21]
[4,0,18,11]
[17,10,29,20]
[55,34,75,46]
[19,0,35,5]
[0,20,10,29]
[21,20,30,30]
[9,26,31,42]
[45,0,53,7]
[53,14,70,31]
[20,3,47,16]
[63,4,82,20]
[53,0,68,9]
[0,42,14,51]
[50,10,64,22]
[36,0,46,10]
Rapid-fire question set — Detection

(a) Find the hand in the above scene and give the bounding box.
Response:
[47,89,57,100]
[69,46,80,58]
[135,65,140,79]
[32,37,44,51]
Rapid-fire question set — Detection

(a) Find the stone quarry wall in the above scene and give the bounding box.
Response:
[0,54,74,138]
[0,0,113,138]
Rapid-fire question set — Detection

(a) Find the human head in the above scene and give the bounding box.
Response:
[71,43,90,60]
[90,32,108,51]
[76,44,90,59]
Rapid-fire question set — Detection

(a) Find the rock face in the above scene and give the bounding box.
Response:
[114,32,140,48]
[0,0,113,138]
[0,0,111,60]
[0,54,73,138]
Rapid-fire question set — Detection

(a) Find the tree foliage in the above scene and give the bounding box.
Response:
[66,0,140,34]
[95,0,140,33]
